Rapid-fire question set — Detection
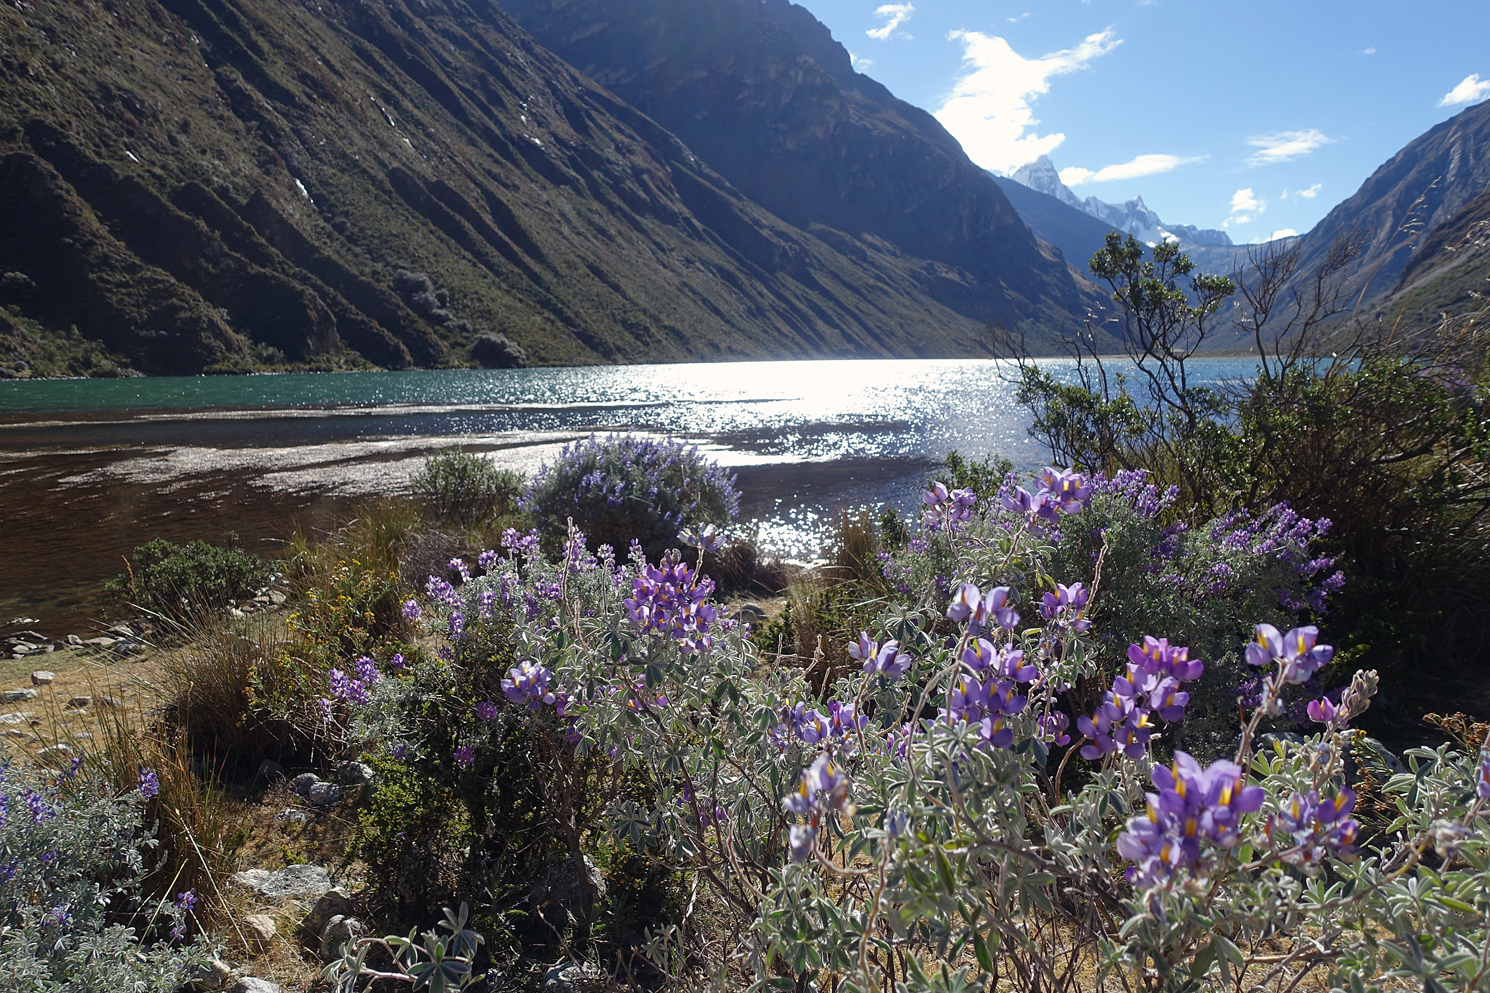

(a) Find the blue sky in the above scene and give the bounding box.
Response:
[795,0,1490,242]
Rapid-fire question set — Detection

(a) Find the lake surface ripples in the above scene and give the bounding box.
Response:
[0,358,1255,632]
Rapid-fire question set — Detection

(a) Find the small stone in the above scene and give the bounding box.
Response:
[290,773,321,796]
[38,744,73,765]
[180,953,234,991]
[30,671,55,685]
[240,913,277,951]
[3,728,27,739]
[269,591,287,606]
[82,637,117,648]
[336,760,375,786]
[307,781,343,806]
[66,634,83,646]
[228,979,280,993]
[98,694,124,708]
[2,688,38,703]
[273,808,309,827]
[319,914,367,961]
[66,695,92,709]
[0,712,34,724]
[257,759,286,783]
[11,642,37,652]
[542,959,604,993]
[108,625,136,638]
[228,864,333,900]
[227,607,246,619]
[299,887,353,937]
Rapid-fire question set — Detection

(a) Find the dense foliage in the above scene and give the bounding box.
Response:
[409,448,525,528]
[105,536,271,624]
[523,433,740,561]
[332,462,1490,992]
[0,760,204,992]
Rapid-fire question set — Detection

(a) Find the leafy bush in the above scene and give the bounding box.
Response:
[373,466,1490,992]
[522,433,739,560]
[105,536,270,624]
[0,760,206,992]
[409,448,524,528]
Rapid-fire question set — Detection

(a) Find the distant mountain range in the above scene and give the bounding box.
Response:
[1010,157,1232,248]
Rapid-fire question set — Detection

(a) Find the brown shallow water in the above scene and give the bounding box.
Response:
[0,410,932,638]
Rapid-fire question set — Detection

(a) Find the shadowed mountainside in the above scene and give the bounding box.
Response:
[500,0,1097,338]
[0,0,1087,376]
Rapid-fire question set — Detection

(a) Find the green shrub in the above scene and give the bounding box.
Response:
[409,448,524,528]
[522,433,739,560]
[105,535,270,623]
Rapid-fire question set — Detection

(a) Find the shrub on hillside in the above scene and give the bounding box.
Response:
[105,536,270,624]
[522,433,739,560]
[409,448,524,528]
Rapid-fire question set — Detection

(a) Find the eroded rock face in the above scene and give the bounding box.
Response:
[228,865,333,900]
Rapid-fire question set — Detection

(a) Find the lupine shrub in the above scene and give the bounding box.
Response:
[105,535,270,625]
[0,759,207,992]
[410,447,525,528]
[523,433,739,561]
[375,465,1490,992]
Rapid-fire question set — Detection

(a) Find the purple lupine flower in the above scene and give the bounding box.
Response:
[354,656,381,686]
[42,905,72,928]
[1306,697,1340,726]
[1128,636,1205,682]
[1270,789,1361,864]
[625,552,719,653]
[401,599,422,621]
[947,583,1019,633]
[1040,582,1091,632]
[448,611,466,640]
[848,632,878,664]
[391,744,408,761]
[1245,623,1334,683]
[1037,711,1071,746]
[1001,485,1034,515]
[477,549,499,571]
[453,746,476,769]
[389,653,406,671]
[678,524,723,552]
[175,889,199,913]
[501,660,557,710]
[1118,752,1265,887]
[1038,466,1092,514]
[316,697,334,721]
[865,640,912,678]
[475,700,500,721]
[922,481,949,507]
[25,789,53,823]
[788,824,817,863]
[136,770,159,801]
[449,557,472,583]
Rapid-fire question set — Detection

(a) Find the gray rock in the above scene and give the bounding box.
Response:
[542,959,605,992]
[273,808,309,827]
[96,694,124,708]
[107,625,136,638]
[240,913,277,951]
[228,864,333,900]
[228,980,280,993]
[0,711,35,724]
[307,781,343,806]
[256,759,286,783]
[66,634,83,646]
[66,695,92,709]
[179,953,234,991]
[320,914,368,961]
[530,855,607,928]
[289,773,321,796]
[336,760,375,786]
[1358,736,1407,775]
[269,590,287,606]
[1,688,38,703]
[299,887,353,937]
[30,670,55,685]
[38,744,74,765]
[82,637,117,648]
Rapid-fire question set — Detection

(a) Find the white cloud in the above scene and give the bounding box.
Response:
[1007,12,1031,22]
[1058,153,1205,186]
[1223,187,1265,228]
[1257,229,1300,243]
[1296,183,1322,199]
[1246,130,1332,166]
[1439,73,1490,107]
[866,3,916,42]
[1363,47,1376,55]
[933,28,1121,175]
[849,51,874,71]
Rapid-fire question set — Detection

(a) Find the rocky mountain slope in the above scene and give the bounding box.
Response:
[0,0,1085,377]
[991,175,1125,273]
[1288,98,1490,310]
[499,0,1096,338]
